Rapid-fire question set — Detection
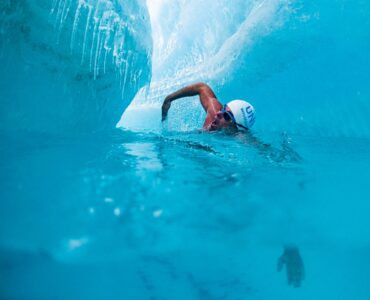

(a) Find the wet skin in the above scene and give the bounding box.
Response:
[162,82,237,132]
[208,107,237,131]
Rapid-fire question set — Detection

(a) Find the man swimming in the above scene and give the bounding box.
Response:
[161,82,256,132]
[162,82,305,287]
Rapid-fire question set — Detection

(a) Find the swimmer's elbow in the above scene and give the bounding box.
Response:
[196,82,216,98]
[194,82,211,91]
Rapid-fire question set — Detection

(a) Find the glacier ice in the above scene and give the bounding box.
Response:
[0,0,152,134]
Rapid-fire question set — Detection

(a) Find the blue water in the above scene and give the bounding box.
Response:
[1,1,370,299]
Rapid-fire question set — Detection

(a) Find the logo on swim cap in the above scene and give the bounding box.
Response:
[226,99,256,130]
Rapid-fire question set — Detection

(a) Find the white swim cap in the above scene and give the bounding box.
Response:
[226,100,256,130]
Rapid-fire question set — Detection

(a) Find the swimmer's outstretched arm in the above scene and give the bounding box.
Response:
[162,82,218,121]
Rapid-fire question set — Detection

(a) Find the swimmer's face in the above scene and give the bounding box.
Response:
[209,108,237,131]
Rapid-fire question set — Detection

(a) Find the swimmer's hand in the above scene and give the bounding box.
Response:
[162,97,171,121]
[277,246,305,288]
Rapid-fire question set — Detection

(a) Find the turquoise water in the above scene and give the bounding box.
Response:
[1,131,370,299]
[1,0,370,299]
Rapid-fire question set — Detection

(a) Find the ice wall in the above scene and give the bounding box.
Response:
[0,0,152,134]
[120,0,370,138]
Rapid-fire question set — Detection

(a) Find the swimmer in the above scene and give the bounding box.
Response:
[162,83,305,287]
[162,82,302,161]
[162,82,255,132]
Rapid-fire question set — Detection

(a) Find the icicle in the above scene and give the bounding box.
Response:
[121,51,131,97]
[81,3,92,64]
[57,0,68,43]
[70,0,84,51]
[53,0,64,29]
[89,18,98,73]
[93,28,102,79]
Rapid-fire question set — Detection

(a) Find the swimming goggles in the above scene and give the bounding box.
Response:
[220,105,249,130]
[220,105,235,123]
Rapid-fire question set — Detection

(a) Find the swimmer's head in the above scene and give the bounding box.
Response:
[225,100,256,130]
